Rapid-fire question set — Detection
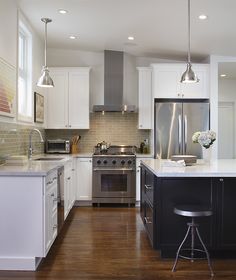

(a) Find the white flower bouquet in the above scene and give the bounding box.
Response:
[192,130,216,149]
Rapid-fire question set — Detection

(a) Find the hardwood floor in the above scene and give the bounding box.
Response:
[0,207,236,279]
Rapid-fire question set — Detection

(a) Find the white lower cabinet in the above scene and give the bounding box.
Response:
[64,159,76,220]
[45,170,58,254]
[136,157,151,201]
[76,157,92,201]
[0,169,61,270]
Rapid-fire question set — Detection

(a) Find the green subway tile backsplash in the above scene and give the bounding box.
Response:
[0,123,45,163]
[0,113,150,162]
[46,113,150,153]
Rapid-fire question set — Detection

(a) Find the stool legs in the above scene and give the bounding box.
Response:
[172,217,214,277]
[172,224,191,272]
[195,226,214,277]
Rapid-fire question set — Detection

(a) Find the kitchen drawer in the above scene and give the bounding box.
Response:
[144,200,154,245]
[46,170,57,191]
[52,210,58,241]
[144,169,154,205]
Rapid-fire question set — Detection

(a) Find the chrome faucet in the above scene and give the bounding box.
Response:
[28,128,44,159]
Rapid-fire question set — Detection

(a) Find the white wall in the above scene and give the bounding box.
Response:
[0,0,17,67]
[218,78,236,158]
[209,55,236,159]
[219,79,236,102]
[0,0,45,125]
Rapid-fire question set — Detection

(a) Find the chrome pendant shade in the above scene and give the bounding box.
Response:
[180,62,199,83]
[37,18,54,88]
[181,0,199,83]
[37,66,54,88]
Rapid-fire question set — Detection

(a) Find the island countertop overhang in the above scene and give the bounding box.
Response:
[141,159,236,177]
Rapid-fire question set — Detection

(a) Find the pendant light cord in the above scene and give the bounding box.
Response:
[44,21,47,67]
[188,0,191,64]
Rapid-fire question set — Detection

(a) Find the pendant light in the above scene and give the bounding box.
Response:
[37,18,54,88]
[180,0,199,83]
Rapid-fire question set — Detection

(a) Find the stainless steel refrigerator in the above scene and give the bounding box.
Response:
[154,99,210,159]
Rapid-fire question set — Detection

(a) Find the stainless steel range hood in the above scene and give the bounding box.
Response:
[93,50,136,112]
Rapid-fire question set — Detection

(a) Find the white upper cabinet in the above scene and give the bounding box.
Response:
[137,67,152,129]
[47,67,90,129]
[152,63,209,99]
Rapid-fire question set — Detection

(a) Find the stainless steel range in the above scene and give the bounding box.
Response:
[92,145,136,206]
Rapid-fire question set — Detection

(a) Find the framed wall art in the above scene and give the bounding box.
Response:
[34,92,44,123]
[0,57,16,117]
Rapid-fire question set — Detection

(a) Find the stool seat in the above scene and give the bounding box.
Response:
[174,205,213,217]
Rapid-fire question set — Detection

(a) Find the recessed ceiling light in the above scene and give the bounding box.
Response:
[198,14,208,20]
[128,36,134,41]
[58,9,68,14]
[69,35,76,40]
[220,74,226,77]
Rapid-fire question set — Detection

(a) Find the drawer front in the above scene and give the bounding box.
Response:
[46,170,58,191]
[145,169,154,205]
[144,200,154,245]
[52,210,58,241]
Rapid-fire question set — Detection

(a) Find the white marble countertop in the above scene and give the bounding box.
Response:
[141,159,236,177]
[72,153,93,158]
[136,153,153,158]
[0,154,71,176]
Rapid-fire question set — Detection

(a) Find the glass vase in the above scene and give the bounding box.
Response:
[202,147,211,164]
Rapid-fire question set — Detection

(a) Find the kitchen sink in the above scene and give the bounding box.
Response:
[34,157,64,161]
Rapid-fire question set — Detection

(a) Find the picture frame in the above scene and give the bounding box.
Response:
[34,92,44,123]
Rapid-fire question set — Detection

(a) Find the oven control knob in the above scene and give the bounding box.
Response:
[112,160,116,165]
[127,160,132,165]
[103,160,108,164]
[97,160,102,165]
[121,160,125,165]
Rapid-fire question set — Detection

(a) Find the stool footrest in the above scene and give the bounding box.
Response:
[179,248,208,260]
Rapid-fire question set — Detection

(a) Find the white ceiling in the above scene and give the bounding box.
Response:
[16,0,236,61]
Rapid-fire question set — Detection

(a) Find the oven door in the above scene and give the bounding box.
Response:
[92,168,135,198]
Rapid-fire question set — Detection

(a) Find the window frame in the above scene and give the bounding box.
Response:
[17,17,33,123]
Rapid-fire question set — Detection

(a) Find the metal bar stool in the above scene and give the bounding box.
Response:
[172,205,214,277]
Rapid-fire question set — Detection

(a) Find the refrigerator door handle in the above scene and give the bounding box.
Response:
[184,115,187,154]
[178,115,182,153]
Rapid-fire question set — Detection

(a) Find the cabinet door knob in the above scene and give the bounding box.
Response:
[219,178,224,182]
[177,93,180,96]
[140,125,142,128]
[182,94,184,97]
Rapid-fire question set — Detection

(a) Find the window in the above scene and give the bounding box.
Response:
[18,20,32,121]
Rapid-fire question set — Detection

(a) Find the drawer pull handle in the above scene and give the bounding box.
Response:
[144,217,152,224]
[145,184,152,190]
